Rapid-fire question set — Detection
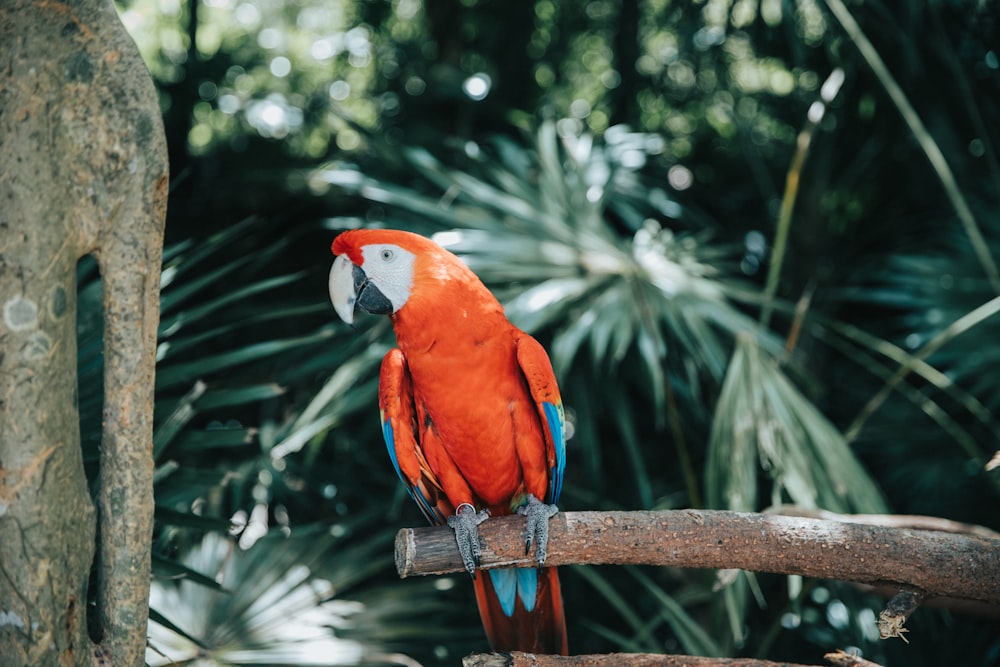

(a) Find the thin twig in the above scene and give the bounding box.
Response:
[877,590,924,642]
[853,583,1000,619]
[781,282,815,359]
[760,69,844,329]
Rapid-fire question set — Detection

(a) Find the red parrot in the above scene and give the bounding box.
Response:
[328,228,568,654]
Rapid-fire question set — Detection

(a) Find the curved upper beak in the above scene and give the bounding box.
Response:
[329,254,358,324]
[330,254,395,324]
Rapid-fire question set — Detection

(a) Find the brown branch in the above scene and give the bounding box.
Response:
[854,583,1000,619]
[463,652,817,667]
[823,649,886,667]
[395,510,1000,607]
[463,651,873,667]
[766,505,1000,540]
[768,507,1000,620]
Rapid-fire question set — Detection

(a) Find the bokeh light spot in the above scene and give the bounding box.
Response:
[270,56,291,77]
[462,73,491,101]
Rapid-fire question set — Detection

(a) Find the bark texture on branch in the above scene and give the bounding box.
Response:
[0,1,167,665]
[822,650,885,667]
[766,505,1000,540]
[463,651,833,667]
[395,510,1000,606]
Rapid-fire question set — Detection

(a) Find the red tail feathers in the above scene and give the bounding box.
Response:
[472,567,568,655]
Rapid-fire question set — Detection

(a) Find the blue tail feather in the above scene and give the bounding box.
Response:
[488,568,538,616]
[516,568,537,612]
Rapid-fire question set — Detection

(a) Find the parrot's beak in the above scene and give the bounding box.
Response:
[329,254,396,324]
[329,254,359,324]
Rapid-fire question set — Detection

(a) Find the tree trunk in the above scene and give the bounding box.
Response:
[0,1,168,665]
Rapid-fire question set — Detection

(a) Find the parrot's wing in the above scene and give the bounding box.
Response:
[379,348,452,525]
[514,333,567,505]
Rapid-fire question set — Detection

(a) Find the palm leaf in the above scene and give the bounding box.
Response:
[706,334,888,515]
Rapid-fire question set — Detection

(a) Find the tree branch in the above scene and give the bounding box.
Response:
[395,510,1000,607]
[462,651,881,667]
[823,650,886,667]
[765,505,1000,540]
[853,583,999,619]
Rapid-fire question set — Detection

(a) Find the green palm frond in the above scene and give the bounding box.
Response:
[625,568,723,658]
[571,566,662,654]
[704,336,889,652]
[147,524,389,666]
[267,343,386,462]
[826,235,1000,518]
[706,334,888,515]
[838,249,1000,452]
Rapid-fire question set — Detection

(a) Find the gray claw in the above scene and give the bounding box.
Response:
[447,503,489,577]
[517,494,559,566]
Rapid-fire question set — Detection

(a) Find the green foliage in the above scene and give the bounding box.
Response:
[706,334,888,515]
[146,524,431,666]
[116,0,824,159]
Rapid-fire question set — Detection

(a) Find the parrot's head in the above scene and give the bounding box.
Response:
[329,229,450,325]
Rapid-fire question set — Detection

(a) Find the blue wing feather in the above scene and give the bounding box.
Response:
[514,333,566,507]
[381,415,445,524]
[382,417,404,481]
[542,401,566,504]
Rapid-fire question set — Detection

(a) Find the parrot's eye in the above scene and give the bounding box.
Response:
[381,249,395,261]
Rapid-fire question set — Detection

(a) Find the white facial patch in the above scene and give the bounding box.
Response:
[360,243,416,312]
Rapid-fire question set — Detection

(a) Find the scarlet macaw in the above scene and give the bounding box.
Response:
[328,228,568,654]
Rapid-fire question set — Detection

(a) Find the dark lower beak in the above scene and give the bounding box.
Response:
[353,264,393,316]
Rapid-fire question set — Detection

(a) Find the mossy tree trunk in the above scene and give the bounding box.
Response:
[0,1,168,665]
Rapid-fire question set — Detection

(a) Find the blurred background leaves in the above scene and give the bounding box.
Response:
[78,0,1000,664]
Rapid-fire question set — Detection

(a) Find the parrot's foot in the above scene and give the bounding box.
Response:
[447,503,489,577]
[517,494,559,566]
